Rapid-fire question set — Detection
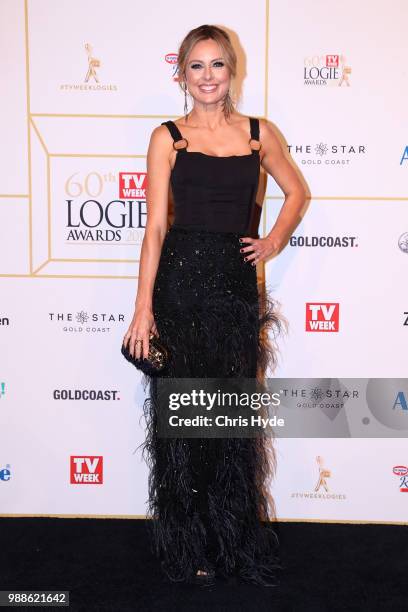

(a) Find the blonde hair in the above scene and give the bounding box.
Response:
[177,24,237,120]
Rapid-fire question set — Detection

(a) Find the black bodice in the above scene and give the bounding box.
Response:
[161,117,261,234]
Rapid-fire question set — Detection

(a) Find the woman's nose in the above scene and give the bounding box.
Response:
[203,65,213,80]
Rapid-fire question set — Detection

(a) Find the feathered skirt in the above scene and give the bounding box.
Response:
[139,225,284,585]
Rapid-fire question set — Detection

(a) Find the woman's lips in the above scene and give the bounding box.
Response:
[199,85,218,92]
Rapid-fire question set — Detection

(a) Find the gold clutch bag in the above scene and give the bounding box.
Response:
[121,332,169,375]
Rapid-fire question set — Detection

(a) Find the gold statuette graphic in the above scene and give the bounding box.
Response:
[84,43,101,83]
[314,455,331,492]
[338,54,352,87]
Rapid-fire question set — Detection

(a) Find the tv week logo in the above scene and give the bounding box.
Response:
[306,303,339,332]
[326,55,339,67]
[119,173,147,199]
[70,456,103,484]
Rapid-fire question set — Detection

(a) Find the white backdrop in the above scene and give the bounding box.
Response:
[0,0,407,522]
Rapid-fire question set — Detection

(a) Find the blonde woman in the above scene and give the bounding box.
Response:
[123,24,305,586]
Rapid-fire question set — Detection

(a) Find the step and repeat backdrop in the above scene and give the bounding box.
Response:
[0,0,407,522]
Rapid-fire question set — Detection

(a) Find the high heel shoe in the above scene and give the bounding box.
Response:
[190,568,216,587]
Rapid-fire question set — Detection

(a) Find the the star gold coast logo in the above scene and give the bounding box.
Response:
[287,140,366,166]
[303,54,352,86]
[291,455,347,500]
[60,43,118,92]
[48,310,125,333]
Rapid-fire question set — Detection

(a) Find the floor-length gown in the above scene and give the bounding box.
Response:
[140,116,283,585]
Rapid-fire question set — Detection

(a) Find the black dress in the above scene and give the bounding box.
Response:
[140,116,283,585]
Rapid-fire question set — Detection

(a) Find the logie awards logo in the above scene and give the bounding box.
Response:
[314,455,331,492]
[291,455,347,501]
[63,171,146,245]
[60,42,118,92]
[303,53,352,86]
[84,43,100,83]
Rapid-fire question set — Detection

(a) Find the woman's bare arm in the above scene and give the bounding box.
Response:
[259,118,306,244]
[123,125,173,359]
[240,118,307,265]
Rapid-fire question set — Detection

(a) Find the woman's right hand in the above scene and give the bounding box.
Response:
[123,307,158,360]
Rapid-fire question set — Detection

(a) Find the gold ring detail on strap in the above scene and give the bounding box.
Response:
[173,138,189,151]
[248,137,262,151]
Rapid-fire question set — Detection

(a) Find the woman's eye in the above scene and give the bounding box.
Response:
[190,61,224,69]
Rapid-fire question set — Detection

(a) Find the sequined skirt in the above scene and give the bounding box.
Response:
[153,225,261,376]
[141,224,283,585]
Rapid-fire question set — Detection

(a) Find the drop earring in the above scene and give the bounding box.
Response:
[183,82,189,118]
[223,88,234,119]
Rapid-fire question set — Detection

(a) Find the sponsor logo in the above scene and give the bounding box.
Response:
[0,464,11,482]
[290,235,358,248]
[48,311,124,333]
[165,52,179,81]
[280,383,359,410]
[398,232,408,253]
[304,54,352,86]
[60,43,118,92]
[287,142,366,166]
[70,456,103,484]
[118,173,147,199]
[366,381,408,431]
[392,392,408,412]
[53,389,120,400]
[0,382,6,399]
[291,456,346,499]
[61,171,146,247]
[392,466,408,493]
[306,303,339,332]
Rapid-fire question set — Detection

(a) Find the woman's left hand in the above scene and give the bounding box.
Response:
[239,233,283,266]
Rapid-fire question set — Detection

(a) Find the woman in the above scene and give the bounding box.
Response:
[123,24,306,586]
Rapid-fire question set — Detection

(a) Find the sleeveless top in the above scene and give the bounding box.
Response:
[161,117,261,234]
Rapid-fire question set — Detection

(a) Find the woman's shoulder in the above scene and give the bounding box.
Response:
[151,119,182,143]
[257,116,280,142]
[148,122,178,156]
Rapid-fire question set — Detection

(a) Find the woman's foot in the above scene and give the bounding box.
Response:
[191,567,216,586]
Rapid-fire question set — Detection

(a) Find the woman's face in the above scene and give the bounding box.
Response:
[183,38,230,108]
